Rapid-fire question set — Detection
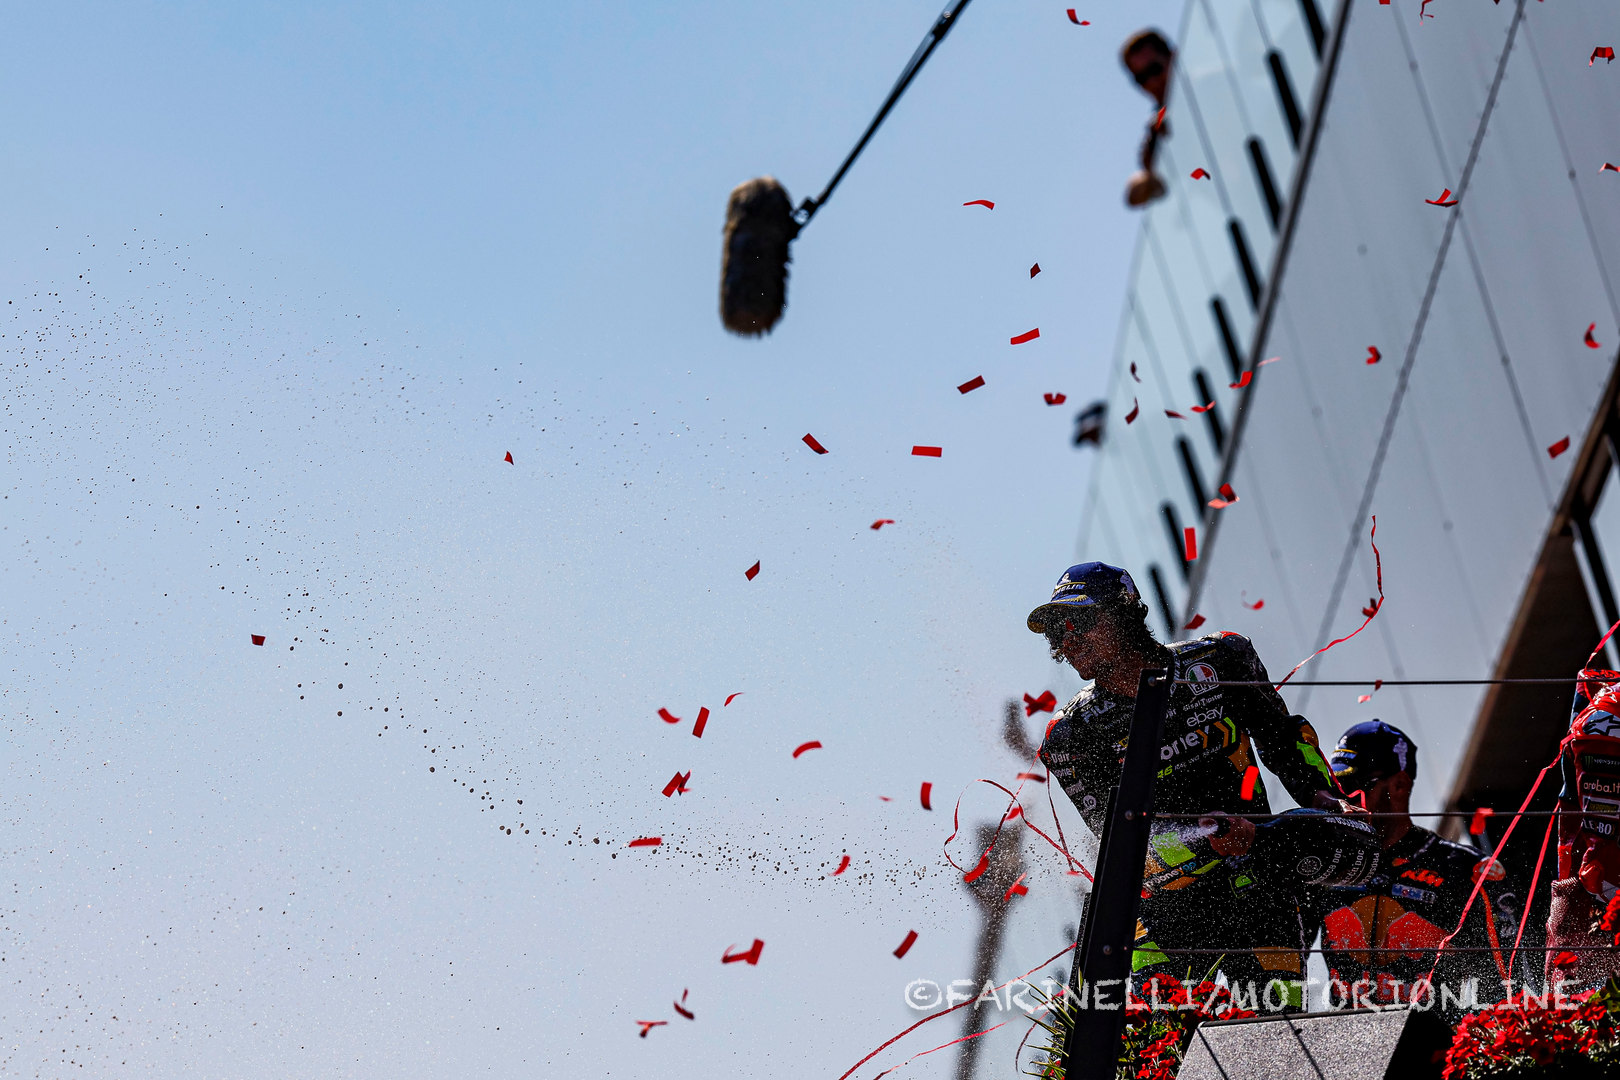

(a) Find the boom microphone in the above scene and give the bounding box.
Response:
[719,0,974,337]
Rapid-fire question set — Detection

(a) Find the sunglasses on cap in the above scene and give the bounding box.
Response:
[1131,58,1167,86]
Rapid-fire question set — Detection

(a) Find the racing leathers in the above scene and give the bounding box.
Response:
[1039,631,1339,1008]
[1308,825,1513,1018]
[1546,668,1620,988]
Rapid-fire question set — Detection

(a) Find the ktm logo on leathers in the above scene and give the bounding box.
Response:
[1400,868,1444,888]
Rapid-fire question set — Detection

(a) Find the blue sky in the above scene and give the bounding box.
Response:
[0,2,1185,1076]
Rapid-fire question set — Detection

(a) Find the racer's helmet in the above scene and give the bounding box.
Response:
[1249,808,1382,890]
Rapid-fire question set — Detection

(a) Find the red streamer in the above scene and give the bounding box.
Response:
[725,692,743,706]
[637,1020,667,1037]
[1003,873,1029,901]
[673,989,695,1020]
[659,707,682,724]
[1009,328,1040,345]
[1425,188,1459,207]
[833,854,851,876]
[1240,765,1259,801]
[870,519,896,530]
[1274,516,1383,690]
[803,432,829,454]
[962,199,995,209]
[792,740,823,759]
[1130,362,1141,383]
[1124,399,1140,424]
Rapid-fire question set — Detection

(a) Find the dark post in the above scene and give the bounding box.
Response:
[1061,667,1171,1079]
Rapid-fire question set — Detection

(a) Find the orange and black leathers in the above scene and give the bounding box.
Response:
[1039,632,1338,1000]
[1309,825,1511,1018]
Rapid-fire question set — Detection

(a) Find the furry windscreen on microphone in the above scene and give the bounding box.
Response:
[720,177,798,336]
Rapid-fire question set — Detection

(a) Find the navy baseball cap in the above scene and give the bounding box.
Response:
[1330,720,1418,787]
[1026,562,1142,634]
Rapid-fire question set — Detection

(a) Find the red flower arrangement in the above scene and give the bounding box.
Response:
[1025,973,1257,1080]
[1443,977,1620,1079]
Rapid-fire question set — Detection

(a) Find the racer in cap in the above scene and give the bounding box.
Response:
[1310,721,1516,1016]
[1547,668,1620,989]
[1031,562,1345,1010]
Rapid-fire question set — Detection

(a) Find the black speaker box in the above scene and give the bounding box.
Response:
[1176,1006,1452,1080]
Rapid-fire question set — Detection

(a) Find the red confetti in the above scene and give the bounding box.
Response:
[1016,772,1047,783]
[673,989,695,1020]
[1258,355,1282,366]
[892,930,919,959]
[1003,873,1029,901]
[1189,401,1215,413]
[1243,595,1264,610]
[1184,614,1206,631]
[1366,346,1381,364]
[722,939,764,965]
[1229,370,1252,389]
[958,375,986,394]
[659,707,682,724]
[1585,323,1602,349]
[1009,328,1041,345]
[1208,483,1239,509]
[1124,398,1140,424]
[1065,8,1080,23]
[911,445,942,457]
[962,852,990,883]
[745,560,761,580]
[1425,188,1459,207]
[1592,46,1614,65]
[1023,690,1058,716]
[1357,678,1386,705]
[1184,526,1197,561]
[637,1020,667,1038]
[1240,765,1259,801]
[1469,807,1494,835]
[1130,362,1141,383]
[1553,951,1580,969]
[1419,0,1434,19]
[1190,168,1210,180]
[1164,409,1186,420]
[504,451,513,463]
[692,707,710,738]
[1029,263,1041,277]
[662,771,691,797]
[628,836,663,848]
[1548,436,1572,459]
[962,199,995,209]
[1043,392,1067,405]
[1361,597,1381,618]
[802,432,829,454]
[870,518,896,530]
[250,634,266,646]
[725,692,743,706]
[1002,804,1023,823]
[832,854,851,876]
[1603,164,1620,174]
[1357,694,1372,704]
[920,781,933,810]
[792,740,823,759]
